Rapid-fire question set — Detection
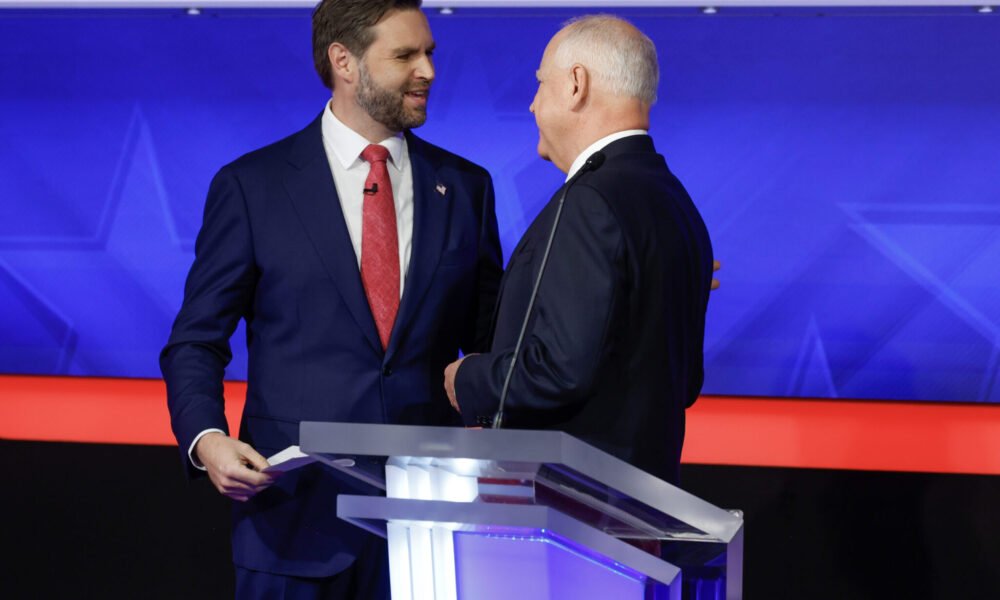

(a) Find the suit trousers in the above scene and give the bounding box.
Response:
[235,536,389,600]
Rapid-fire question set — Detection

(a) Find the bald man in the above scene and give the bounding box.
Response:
[443,15,714,485]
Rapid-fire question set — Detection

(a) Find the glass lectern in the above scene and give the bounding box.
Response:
[300,422,743,600]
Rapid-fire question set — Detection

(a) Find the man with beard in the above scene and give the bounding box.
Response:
[444,15,714,488]
[160,0,502,597]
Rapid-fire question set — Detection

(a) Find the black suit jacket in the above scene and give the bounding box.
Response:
[455,135,712,485]
[161,113,502,576]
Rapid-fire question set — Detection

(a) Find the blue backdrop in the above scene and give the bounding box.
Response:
[1,7,998,402]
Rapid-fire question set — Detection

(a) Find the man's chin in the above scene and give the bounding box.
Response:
[400,109,428,130]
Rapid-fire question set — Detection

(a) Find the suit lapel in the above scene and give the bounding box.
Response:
[283,115,382,356]
[385,134,449,359]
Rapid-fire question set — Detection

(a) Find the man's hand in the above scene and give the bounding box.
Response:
[711,259,721,290]
[194,432,274,502]
[444,355,472,412]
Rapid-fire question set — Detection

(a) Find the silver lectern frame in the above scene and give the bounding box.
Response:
[300,422,743,600]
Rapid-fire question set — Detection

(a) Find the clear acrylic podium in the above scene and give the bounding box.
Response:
[300,422,743,600]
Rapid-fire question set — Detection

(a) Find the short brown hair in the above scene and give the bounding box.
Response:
[312,0,423,90]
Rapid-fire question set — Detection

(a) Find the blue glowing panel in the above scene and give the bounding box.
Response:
[453,530,661,599]
[1,8,998,402]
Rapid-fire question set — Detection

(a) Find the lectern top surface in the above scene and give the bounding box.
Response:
[300,421,743,543]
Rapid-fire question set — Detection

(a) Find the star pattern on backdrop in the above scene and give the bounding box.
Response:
[0,106,194,376]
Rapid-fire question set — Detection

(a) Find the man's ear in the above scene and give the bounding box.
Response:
[328,42,357,86]
[568,63,590,110]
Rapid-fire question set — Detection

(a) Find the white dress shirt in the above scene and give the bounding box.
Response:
[189,101,417,469]
[320,101,414,292]
[565,129,648,181]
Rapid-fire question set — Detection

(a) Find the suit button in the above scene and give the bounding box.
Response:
[383,366,392,377]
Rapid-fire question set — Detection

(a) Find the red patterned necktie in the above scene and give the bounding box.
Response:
[360,144,400,350]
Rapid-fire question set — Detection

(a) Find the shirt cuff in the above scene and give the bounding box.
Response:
[188,428,227,471]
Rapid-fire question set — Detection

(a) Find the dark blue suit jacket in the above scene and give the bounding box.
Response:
[455,135,712,485]
[161,114,502,576]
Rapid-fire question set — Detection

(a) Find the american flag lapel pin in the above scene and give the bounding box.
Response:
[435,183,447,197]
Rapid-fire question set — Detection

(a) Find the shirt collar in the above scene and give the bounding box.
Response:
[321,100,406,170]
[565,129,648,181]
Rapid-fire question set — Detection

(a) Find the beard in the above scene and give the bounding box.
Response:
[356,61,429,133]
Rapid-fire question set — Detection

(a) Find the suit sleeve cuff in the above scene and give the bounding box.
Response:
[455,354,499,427]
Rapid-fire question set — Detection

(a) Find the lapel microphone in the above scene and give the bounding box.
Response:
[492,151,607,429]
[363,183,379,195]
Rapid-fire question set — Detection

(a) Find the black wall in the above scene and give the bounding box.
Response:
[4,440,1000,599]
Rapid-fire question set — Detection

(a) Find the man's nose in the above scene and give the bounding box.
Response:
[415,53,435,81]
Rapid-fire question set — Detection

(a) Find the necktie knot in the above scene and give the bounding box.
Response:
[361,144,390,165]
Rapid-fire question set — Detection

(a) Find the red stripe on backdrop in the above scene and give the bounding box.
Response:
[0,375,245,446]
[682,395,1000,475]
[2,374,1000,475]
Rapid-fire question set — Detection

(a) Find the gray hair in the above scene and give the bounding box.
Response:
[553,15,659,105]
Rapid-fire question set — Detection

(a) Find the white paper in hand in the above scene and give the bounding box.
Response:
[264,445,317,473]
